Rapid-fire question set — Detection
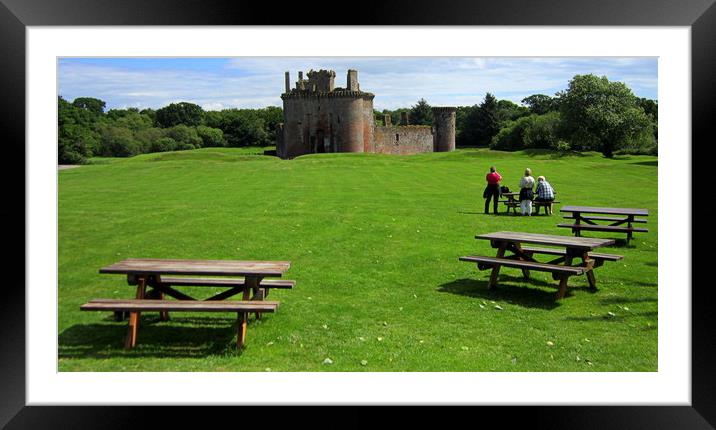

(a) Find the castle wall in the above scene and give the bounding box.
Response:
[373,125,434,155]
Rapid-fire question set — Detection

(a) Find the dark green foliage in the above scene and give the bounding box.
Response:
[196,125,226,147]
[150,137,178,153]
[164,124,203,149]
[208,109,271,147]
[521,94,558,115]
[58,96,100,163]
[490,115,534,151]
[58,97,283,158]
[97,125,139,157]
[155,102,204,128]
[495,100,530,125]
[409,98,433,125]
[523,111,562,149]
[71,97,106,116]
[460,93,500,146]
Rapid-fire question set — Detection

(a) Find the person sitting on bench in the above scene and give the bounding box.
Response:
[534,175,556,215]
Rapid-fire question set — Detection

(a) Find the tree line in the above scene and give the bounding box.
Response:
[58,97,282,164]
[59,73,657,163]
[377,74,658,158]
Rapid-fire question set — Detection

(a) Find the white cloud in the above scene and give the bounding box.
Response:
[59,57,658,111]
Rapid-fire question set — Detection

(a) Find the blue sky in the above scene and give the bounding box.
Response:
[58,57,657,111]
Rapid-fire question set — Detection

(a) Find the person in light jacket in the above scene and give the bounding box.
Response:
[518,168,535,216]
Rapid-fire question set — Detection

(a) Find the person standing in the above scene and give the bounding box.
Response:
[535,175,556,215]
[519,168,535,216]
[484,166,502,214]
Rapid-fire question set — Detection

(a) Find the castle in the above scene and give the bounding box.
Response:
[275,69,456,159]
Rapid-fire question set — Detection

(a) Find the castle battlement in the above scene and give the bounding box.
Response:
[281,90,375,100]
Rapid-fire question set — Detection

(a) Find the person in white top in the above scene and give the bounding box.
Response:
[518,168,535,216]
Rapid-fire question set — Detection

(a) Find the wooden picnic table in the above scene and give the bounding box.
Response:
[500,192,520,214]
[499,192,559,215]
[96,258,292,348]
[460,231,619,299]
[558,205,649,242]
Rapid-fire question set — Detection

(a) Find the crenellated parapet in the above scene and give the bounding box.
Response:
[281,90,375,100]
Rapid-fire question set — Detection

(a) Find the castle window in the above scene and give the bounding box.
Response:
[396,134,400,142]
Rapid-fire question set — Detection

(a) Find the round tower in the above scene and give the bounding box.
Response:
[431,107,456,152]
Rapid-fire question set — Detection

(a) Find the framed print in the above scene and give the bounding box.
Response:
[3,0,713,426]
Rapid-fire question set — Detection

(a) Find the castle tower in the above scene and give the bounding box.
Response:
[431,107,456,152]
[278,69,374,159]
[347,69,359,91]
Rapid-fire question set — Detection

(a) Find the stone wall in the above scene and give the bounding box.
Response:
[374,125,434,155]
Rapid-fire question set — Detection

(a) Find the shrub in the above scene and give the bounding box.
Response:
[150,137,178,153]
[196,125,225,147]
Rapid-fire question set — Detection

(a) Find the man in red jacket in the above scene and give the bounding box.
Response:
[484,166,502,214]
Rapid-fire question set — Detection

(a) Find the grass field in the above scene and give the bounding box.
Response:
[58,147,658,372]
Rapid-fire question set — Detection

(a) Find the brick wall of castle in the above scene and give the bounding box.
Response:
[373,125,434,155]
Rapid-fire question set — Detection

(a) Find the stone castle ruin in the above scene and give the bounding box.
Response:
[276,69,456,159]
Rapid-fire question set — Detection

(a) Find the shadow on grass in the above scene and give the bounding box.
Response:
[563,310,657,322]
[522,149,590,159]
[599,296,657,305]
[630,160,658,167]
[58,315,253,359]
[436,277,585,310]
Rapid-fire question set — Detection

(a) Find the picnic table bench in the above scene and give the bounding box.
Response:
[558,205,648,242]
[460,231,621,299]
[499,192,559,215]
[81,299,279,350]
[84,258,293,349]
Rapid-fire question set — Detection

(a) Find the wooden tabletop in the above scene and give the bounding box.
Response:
[99,258,291,277]
[560,205,649,216]
[475,231,615,249]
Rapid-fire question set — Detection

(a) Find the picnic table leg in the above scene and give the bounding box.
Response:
[245,276,265,320]
[514,243,531,280]
[488,242,507,289]
[237,312,247,350]
[154,275,170,321]
[555,255,573,299]
[626,215,634,242]
[574,213,582,237]
[125,275,147,349]
[580,252,597,290]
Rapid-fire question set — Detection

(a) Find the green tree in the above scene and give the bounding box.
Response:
[97,125,139,157]
[71,97,106,116]
[58,96,101,163]
[462,93,500,146]
[558,74,653,158]
[523,111,562,149]
[154,102,204,128]
[490,115,534,151]
[164,124,203,149]
[495,100,530,128]
[521,94,557,115]
[409,98,433,125]
[196,125,226,147]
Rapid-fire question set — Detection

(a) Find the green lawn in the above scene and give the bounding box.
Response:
[58,147,658,372]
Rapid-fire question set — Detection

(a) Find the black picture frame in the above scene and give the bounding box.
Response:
[2,0,711,426]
